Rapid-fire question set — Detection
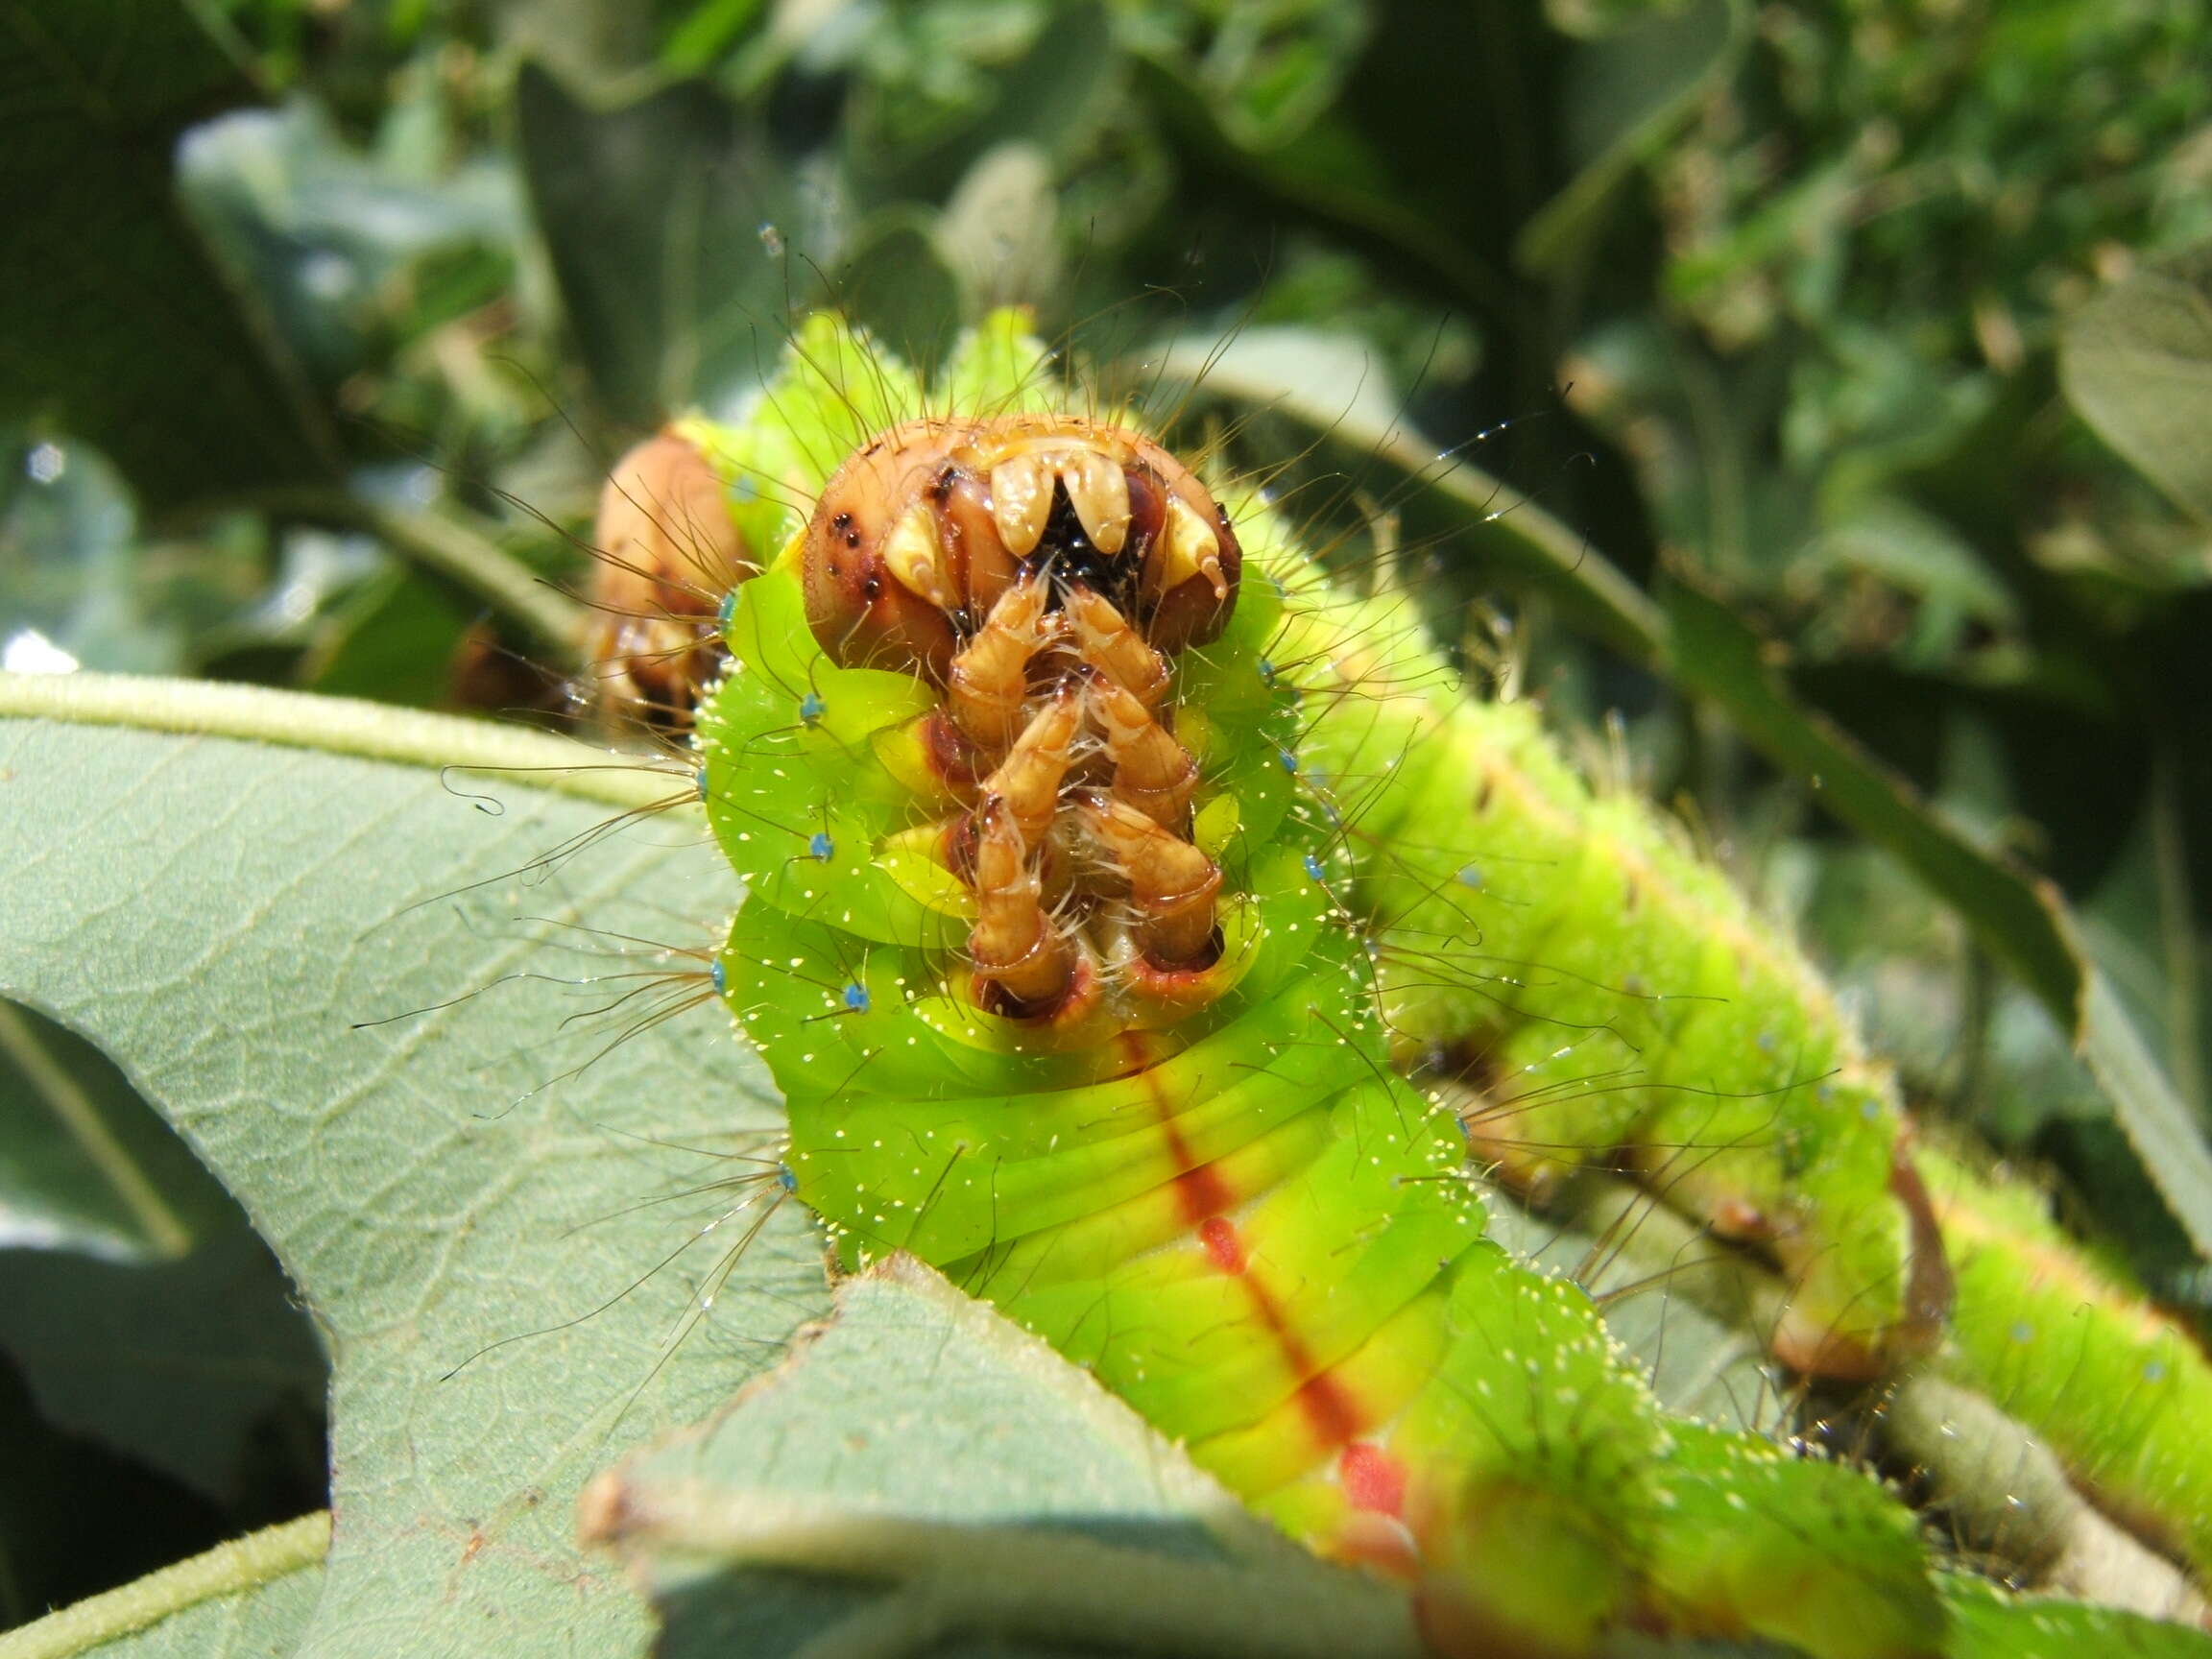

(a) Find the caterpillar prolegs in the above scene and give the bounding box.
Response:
[607,311,2212,1657]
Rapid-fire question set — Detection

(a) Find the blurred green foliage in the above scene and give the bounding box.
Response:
[6,0,2212,1628]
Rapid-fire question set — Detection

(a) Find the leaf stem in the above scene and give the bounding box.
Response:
[0,1000,193,1260]
[0,671,686,813]
[1153,350,1667,666]
[0,1512,330,1659]
[2151,739,2203,1116]
[255,489,593,664]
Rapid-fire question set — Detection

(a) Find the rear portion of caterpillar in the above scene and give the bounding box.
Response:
[1278,588,1953,1383]
[694,373,1943,1658]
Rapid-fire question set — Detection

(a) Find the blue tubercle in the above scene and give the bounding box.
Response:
[800,691,827,725]
[842,982,871,1014]
[808,830,834,860]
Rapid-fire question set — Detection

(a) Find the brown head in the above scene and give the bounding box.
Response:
[800,414,1241,678]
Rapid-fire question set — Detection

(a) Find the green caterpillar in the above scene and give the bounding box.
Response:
[1267,543,2212,1600]
[632,310,2211,1657]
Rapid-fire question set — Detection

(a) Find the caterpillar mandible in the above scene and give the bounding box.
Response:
[593,309,2212,1659]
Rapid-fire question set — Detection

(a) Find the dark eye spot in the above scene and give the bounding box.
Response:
[831,511,854,532]
[845,529,862,549]
[861,574,881,601]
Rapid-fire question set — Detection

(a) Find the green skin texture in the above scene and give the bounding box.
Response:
[1270,551,2212,1584]
[1915,1144,2212,1574]
[684,312,2209,1658]
[1276,588,1911,1366]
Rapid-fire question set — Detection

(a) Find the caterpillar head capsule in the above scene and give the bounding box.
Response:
[801,415,1242,679]
[793,415,1243,1029]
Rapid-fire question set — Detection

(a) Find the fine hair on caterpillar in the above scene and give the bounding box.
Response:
[481,310,1863,1398]
[412,312,1698,1336]
[569,295,1570,739]
[400,305,2212,1655]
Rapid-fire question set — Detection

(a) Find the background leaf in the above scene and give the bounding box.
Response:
[0,686,827,1656]
[0,1,340,517]
[516,64,805,424]
[2061,253,2212,525]
[0,1514,326,1659]
[0,999,219,1263]
[599,1260,1301,1659]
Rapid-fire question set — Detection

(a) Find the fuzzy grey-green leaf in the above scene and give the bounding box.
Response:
[2061,254,2212,525]
[0,705,825,1658]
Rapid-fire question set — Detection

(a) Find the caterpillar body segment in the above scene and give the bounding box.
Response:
[1937,1574,2212,1658]
[1636,1424,1939,1659]
[705,557,1936,1659]
[692,333,1947,1657]
[1265,563,2212,1598]
[1914,1144,2212,1577]
[632,311,2212,1655]
[1273,584,1942,1381]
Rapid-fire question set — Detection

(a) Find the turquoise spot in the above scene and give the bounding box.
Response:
[800,691,826,724]
[1258,657,1277,685]
[717,589,736,628]
[2146,1360,2169,1383]
[1277,749,1299,775]
[694,768,709,800]
[843,982,871,1014]
[1303,854,1326,880]
[709,959,727,995]
[778,1165,798,1191]
[2010,1321,2034,1345]
[1456,864,1484,890]
[808,831,834,859]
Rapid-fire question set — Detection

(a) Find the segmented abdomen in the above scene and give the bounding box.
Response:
[696,383,1940,1657]
[703,408,1479,1503]
[622,310,2212,1658]
[1268,583,1948,1380]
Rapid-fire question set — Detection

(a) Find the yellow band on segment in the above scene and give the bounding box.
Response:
[1194,1286,1453,1498]
[958,1110,1339,1301]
